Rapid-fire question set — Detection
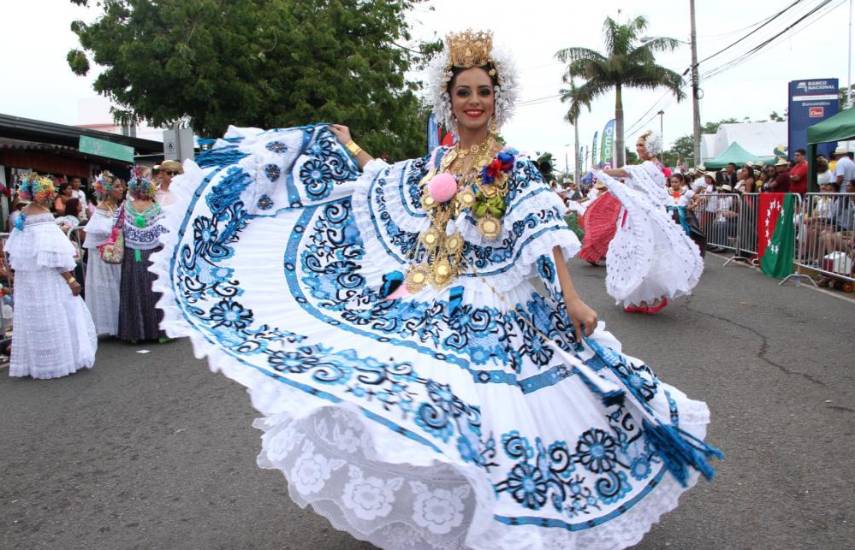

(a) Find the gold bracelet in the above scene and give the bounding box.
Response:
[67,277,77,285]
[345,141,363,157]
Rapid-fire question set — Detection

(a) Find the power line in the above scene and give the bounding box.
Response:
[626,0,837,140]
[690,0,807,71]
[701,0,837,80]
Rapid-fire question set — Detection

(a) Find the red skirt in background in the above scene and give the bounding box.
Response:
[579,192,621,264]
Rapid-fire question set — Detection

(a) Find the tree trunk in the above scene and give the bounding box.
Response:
[614,82,625,166]
[574,119,582,185]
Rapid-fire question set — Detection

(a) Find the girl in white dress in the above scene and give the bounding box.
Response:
[83,172,125,336]
[597,131,704,313]
[6,174,97,379]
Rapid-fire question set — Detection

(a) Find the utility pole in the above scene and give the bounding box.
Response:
[574,124,582,184]
[564,144,569,181]
[689,0,701,166]
[848,0,853,107]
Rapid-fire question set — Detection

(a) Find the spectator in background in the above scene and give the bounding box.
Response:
[817,180,855,285]
[817,156,833,187]
[7,197,27,232]
[789,149,808,195]
[767,158,791,192]
[759,164,776,191]
[69,176,89,222]
[55,198,82,233]
[717,162,738,187]
[53,182,74,215]
[155,159,183,207]
[833,145,855,189]
[735,164,756,194]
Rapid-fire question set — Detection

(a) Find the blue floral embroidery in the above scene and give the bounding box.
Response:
[256,194,274,210]
[265,140,288,154]
[264,164,281,182]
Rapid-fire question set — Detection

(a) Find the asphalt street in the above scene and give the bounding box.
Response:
[1,255,853,550]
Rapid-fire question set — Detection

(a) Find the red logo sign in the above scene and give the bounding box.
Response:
[809,106,824,118]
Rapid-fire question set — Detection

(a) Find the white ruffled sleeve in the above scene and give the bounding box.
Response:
[350,155,431,288]
[453,158,581,295]
[6,222,77,272]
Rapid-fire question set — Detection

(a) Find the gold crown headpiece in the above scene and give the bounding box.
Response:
[446,29,494,68]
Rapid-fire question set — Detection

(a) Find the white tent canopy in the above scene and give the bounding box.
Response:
[703,121,786,162]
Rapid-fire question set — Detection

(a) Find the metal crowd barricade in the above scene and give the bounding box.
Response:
[785,192,855,288]
[693,192,741,255]
[721,193,761,267]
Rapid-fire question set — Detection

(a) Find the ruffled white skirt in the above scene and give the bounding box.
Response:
[596,172,704,306]
[10,269,97,379]
[151,125,720,549]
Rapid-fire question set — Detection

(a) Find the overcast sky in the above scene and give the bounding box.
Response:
[2,0,852,169]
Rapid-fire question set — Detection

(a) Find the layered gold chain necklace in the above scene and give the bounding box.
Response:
[404,137,511,293]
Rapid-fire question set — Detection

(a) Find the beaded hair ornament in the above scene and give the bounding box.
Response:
[93,171,115,198]
[127,166,157,200]
[17,173,56,203]
[426,29,518,131]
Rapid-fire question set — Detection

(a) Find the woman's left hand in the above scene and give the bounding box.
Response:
[566,296,598,338]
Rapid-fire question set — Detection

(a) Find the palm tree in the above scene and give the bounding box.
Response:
[556,15,685,166]
[559,79,591,184]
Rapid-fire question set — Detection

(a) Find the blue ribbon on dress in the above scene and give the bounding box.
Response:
[666,205,691,236]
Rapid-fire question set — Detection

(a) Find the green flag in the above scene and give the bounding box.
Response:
[760,193,795,278]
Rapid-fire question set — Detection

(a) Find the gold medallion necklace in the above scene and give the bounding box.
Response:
[404,138,510,293]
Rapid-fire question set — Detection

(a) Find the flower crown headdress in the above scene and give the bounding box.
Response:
[426,29,518,133]
[17,173,56,203]
[128,166,157,200]
[93,171,115,198]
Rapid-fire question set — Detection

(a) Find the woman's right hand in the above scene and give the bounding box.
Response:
[329,124,353,146]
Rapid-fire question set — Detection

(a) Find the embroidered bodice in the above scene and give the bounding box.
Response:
[121,201,167,250]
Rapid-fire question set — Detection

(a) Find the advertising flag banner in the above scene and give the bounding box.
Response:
[591,131,599,167]
[427,113,440,153]
[788,79,839,159]
[760,194,796,278]
[756,192,787,259]
[600,120,615,166]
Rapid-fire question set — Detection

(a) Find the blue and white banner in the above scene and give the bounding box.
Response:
[591,131,599,168]
[600,120,615,166]
[788,78,839,159]
[427,113,440,153]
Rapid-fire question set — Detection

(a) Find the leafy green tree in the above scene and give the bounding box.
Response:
[67,0,433,159]
[666,134,695,165]
[701,117,740,135]
[555,15,684,166]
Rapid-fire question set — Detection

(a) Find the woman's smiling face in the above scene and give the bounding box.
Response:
[449,67,495,132]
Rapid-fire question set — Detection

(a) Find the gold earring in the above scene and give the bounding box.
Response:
[489,117,498,136]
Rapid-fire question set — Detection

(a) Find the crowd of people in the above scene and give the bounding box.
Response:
[1,160,182,379]
[554,143,855,283]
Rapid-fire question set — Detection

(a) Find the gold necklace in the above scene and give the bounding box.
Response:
[404,139,510,293]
